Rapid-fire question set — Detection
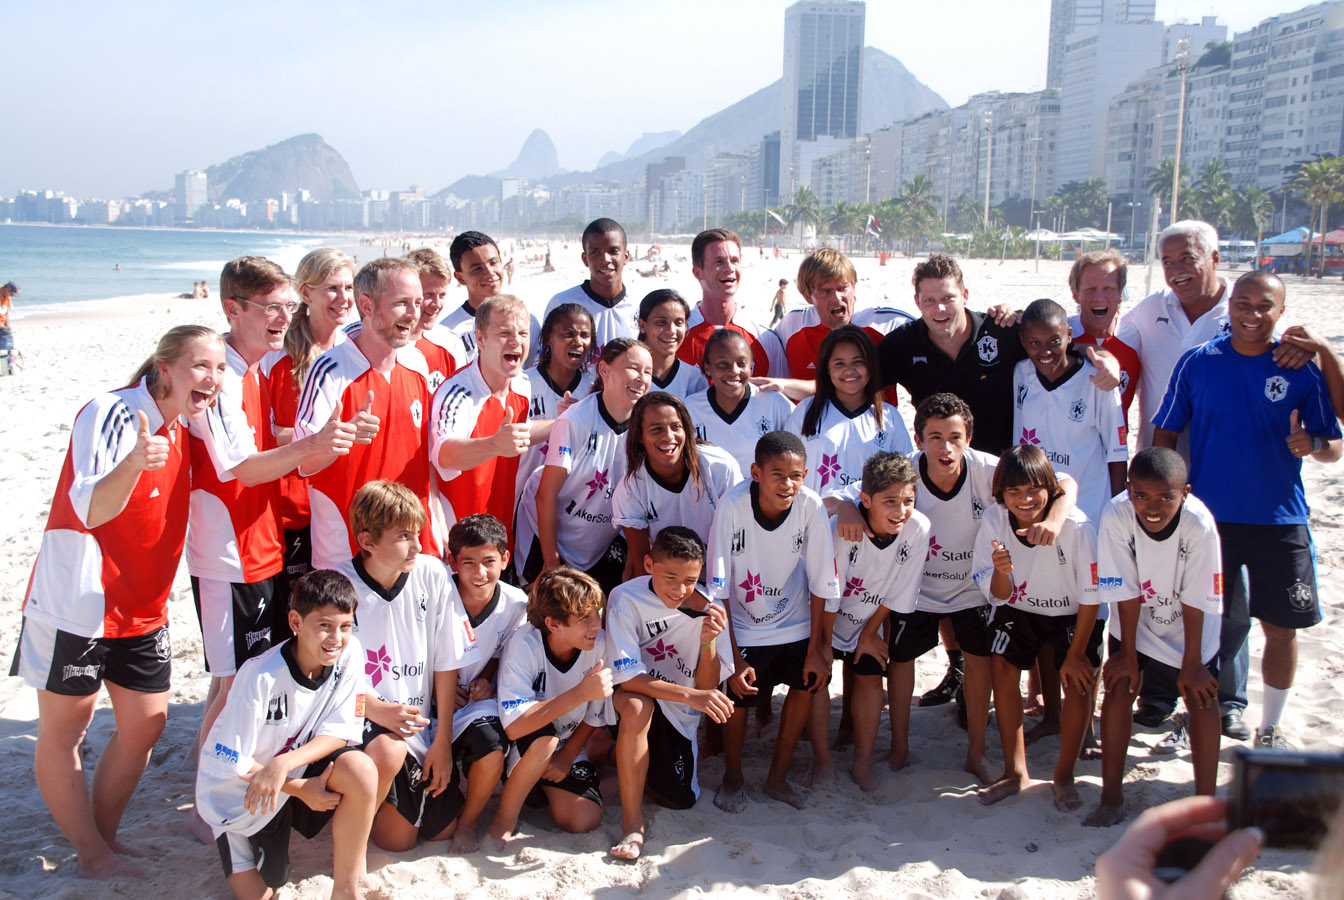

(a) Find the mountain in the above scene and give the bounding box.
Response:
[598,130,683,168]
[492,128,561,181]
[199,133,360,203]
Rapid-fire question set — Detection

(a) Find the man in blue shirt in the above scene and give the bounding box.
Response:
[1153,270,1342,748]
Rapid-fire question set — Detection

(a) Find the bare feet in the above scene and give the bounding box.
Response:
[1079,727,1102,761]
[77,852,143,880]
[977,772,1030,806]
[1083,799,1126,827]
[850,762,877,793]
[486,821,514,851]
[1023,695,1046,717]
[609,831,645,860]
[1053,779,1083,811]
[1024,719,1061,745]
[762,779,806,810]
[109,839,158,860]
[885,747,909,772]
[714,780,747,814]
[184,808,216,845]
[808,762,836,788]
[450,823,480,853]
[964,753,994,785]
[832,725,853,752]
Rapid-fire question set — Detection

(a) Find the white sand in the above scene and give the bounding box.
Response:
[1,243,1341,899]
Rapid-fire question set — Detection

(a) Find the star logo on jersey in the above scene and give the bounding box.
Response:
[977,335,999,363]
[584,468,610,500]
[648,639,679,662]
[1008,581,1027,604]
[1015,383,1028,409]
[818,453,841,488]
[1069,399,1087,422]
[365,645,392,686]
[1140,579,1156,604]
[1020,427,1041,446]
[1264,376,1288,403]
[843,576,865,598]
[927,534,942,561]
[409,398,423,428]
[739,571,763,603]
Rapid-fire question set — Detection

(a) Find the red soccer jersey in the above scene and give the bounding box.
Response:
[262,350,310,530]
[1073,332,1141,417]
[677,303,784,377]
[186,343,284,584]
[295,340,438,569]
[23,380,189,638]
[417,324,469,394]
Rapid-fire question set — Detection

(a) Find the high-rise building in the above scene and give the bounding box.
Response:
[1046,0,1156,88]
[175,170,208,223]
[780,0,865,200]
[746,132,781,210]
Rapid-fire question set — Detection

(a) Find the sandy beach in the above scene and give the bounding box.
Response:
[1,241,1341,899]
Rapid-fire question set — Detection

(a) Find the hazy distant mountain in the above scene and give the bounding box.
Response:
[199,133,360,203]
[492,128,561,181]
[598,131,683,168]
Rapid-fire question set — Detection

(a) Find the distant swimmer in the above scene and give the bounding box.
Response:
[114,264,121,271]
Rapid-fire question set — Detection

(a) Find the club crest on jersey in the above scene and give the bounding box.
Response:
[730,529,746,556]
[756,416,771,435]
[848,544,861,566]
[1287,580,1314,612]
[896,541,911,564]
[155,628,171,661]
[1119,370,1131,394]
[415,592,428,622]
[977,335,999,363]
[409,398,423,428]
[1264,376,1288,402]
[1218,319,1232,336]
[875,429,887,448]
[1177,540,1190,561]
[971,496,985,519]
[1069,399,1087,422]
[791,529,805,552]
[1015,383,1028,409]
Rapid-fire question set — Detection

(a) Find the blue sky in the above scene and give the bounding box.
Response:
[3,0,1281,199]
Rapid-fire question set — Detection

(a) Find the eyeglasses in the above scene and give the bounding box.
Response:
[231,296,301,316]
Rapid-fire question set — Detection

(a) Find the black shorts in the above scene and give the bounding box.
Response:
[887,606,993,663]
[727,638,814,706]
[283,526,313,579]
[614,700,699,810]
[514,725,603,807]
[362,723,463,836]
[1218,522,1322,629]
[987,606,1102,672]
[191,574,287,676]
[1107,636,1220,683]
[12,618,171,695]
[215,747,354,884]
[453,716,508,773]
[521,535,628,596]
[834,647,885,677]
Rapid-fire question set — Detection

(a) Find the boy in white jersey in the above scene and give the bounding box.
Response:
[707,431,840,813]
[197,570,377,900]
[544,218,639,351]
[972,445,1100,809]
[1084,448,1223,828]
[821,453,928,792]
[335,482,463,851]
[439,514,528,852]
[1012,298,1127,524]
[606,527,735,859]
[489,567,615,849]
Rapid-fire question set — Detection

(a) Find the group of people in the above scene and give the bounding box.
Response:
[13,215,1342,899]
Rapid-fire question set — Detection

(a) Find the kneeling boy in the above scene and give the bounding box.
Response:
[1084,447,1223,827]
[489,567,615,849]
[606,526,736,859]
[197,570,377,900]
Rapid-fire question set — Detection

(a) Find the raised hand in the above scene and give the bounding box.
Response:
[991,540,1014,576]
[1286,409,1313,458]
[132,409,170,471]
[579,659,614,702]
[352,390,379,444]
[490,405,530,458]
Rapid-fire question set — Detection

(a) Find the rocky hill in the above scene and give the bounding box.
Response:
[199,133,361,203]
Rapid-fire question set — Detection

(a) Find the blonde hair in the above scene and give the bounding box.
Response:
[475,293,529,335]
[349,480,426,547]
[796,247,857,300]
[287,248,356,388]
[527,567,605,630]
[406,247,452,280]
[127,325,224,400]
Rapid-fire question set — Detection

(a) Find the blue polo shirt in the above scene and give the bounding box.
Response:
[1152,336,1340,525]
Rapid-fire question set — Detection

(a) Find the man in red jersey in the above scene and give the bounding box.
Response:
[676,228,784,377]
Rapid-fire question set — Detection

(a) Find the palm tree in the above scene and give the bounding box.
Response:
[947,192,981,234]
[1228,187,1274,252]
[899,174,940,222]
[1145,158,1191,221]
[1290,156,1344,277]
[783,186,824,241]
[828,201,862,241]
[1187,160,1233,231]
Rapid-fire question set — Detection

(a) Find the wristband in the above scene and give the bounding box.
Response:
[1312,434,1325,454]
[701,639,716,648]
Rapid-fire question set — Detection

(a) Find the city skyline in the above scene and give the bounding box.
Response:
[4,0,1277,199]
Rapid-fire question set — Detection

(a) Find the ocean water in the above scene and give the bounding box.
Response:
[0,224,336,313]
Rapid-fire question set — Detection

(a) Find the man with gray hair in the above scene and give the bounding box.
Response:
[295,257,439,568]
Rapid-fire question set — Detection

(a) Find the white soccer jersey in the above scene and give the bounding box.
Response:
[442,579,528,741]
[196,637,366,837]
[514,392,628,569]
[707,481,840,646]
[334,555,453,763]
[912,449,999,613]
[650,359,709,400]
[545,282,639,351]
[684,384,794,474]
[1096,492,1222,668]
[1012,353,1128,525]
[442,301,541,365]
[497,625,614,748]
[611,442,743,545]
[972,504,1099,617]
[830,509,930,651]
[605,578,735,744]
[515,366,596,502]
[786,397,913,499]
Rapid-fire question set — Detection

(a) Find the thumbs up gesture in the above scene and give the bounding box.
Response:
[351,390,379,444]
[490,404,530,458]
[1286,409,1313,458]
[555,390,576,416]
[580,658,614,702]
[1086,345,1122,391]
[991,539,1014,576]
[316,396,357,457]
[132,410,170,471]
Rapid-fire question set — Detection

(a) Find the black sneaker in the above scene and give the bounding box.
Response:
[1221,709,1251,741]
[1133,703,1171,728]
[919,664,964,707]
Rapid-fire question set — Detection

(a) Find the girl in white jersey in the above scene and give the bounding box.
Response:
[612,391,742,579]
[786,324,911,503]
[637,289,708,399]
[517,338,653,593]
[971,445,1100,811]
[515,303,596,502]
[684,328,793,473]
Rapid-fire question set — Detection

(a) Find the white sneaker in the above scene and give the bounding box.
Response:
[1255,725,1291,749]
[1152,713,1189,755]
